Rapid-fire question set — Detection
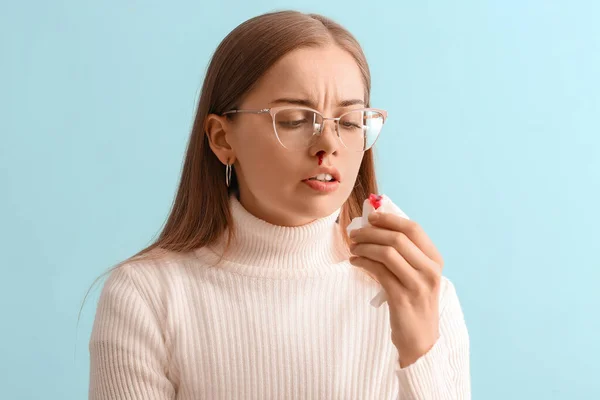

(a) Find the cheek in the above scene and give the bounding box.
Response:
[345,152,365,181]
[338,152,365,194]
[234,128,293,186]
[234,120,278,158]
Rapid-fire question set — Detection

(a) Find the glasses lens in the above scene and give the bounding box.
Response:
[339,110,384,151]
[274,109,321,150]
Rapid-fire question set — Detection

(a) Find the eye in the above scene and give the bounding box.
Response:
[286,119,308,126]
[275,109,317,130]
[341,121,362,129]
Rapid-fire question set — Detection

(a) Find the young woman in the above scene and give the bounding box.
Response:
[89,10,471,399]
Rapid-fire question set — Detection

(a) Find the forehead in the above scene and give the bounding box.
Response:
[248,45,365,105]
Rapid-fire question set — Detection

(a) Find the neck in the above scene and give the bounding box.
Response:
[207,195,350,269]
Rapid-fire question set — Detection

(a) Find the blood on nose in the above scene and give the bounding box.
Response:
[317,151,324,166]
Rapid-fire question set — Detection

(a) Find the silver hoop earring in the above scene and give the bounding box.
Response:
[225,163,232,187]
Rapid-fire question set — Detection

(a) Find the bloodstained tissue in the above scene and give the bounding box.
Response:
[368,193,383,210]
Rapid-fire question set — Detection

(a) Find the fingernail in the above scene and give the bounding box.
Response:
[369,212,380,222]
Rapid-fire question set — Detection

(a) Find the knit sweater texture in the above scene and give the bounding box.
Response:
[89,195,471,399]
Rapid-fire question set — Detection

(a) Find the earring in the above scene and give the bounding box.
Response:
[225,162,232,187]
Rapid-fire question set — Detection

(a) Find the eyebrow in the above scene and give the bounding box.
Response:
[268,97,365,109]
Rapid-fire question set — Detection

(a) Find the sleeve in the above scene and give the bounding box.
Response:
[89,264,176,400]
[394,277,471,400]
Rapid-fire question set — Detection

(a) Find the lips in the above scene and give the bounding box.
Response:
[306,174,336,182]
[303,178,340,193]
[302,167,341,183]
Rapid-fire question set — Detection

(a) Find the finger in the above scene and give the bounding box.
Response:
[351,226,434,273]
[349,255,406,294]
[351,243,421,291]
[368,212,444,267]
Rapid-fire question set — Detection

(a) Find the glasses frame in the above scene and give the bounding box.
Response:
[222,106,388,151]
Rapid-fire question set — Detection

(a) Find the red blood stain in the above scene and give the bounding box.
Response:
[368,193,383,209]
[317,151,324,165]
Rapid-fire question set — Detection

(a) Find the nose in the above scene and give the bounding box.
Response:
[310,118,340,155]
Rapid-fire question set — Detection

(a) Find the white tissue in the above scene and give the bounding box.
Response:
[346,194,410,308]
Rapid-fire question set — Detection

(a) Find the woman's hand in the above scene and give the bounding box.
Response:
[348,211,445,368]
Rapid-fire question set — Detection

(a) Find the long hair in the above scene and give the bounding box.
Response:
[79,10,378,318]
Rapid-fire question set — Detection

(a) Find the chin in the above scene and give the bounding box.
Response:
[287,193,344,218]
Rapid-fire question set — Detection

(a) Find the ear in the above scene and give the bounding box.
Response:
[205,113,236,165]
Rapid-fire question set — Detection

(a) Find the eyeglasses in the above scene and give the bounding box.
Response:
[222,106,387,152]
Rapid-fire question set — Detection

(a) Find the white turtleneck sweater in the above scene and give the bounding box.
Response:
[89,195,471,399]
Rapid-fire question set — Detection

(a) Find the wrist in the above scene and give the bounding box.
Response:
[395,334,440,368]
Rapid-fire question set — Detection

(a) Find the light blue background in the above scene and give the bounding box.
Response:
[1,1,599,399]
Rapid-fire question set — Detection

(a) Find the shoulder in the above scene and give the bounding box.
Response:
[438,275,465,313]
[100,248,199,305]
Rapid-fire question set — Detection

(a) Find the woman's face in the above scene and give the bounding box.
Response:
[207,44,367,226]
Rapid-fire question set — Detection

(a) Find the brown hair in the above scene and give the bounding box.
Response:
[79,10,378,319]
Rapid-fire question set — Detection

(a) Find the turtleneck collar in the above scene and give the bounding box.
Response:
[203,194,351,275]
